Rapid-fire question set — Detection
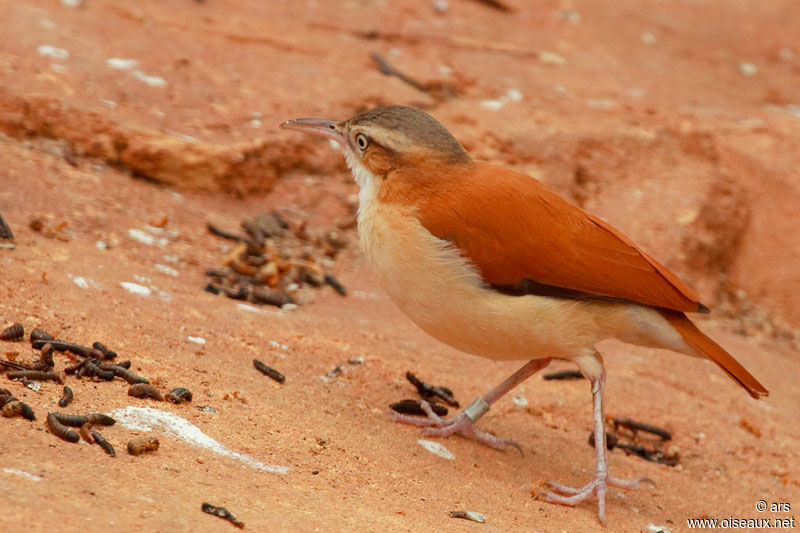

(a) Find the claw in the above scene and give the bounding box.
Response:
[392,400,519,452]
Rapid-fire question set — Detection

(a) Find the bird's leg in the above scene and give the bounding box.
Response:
[535,366,654,524]
[392,358,551,451]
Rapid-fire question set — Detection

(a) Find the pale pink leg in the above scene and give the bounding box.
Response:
[535,366,654,524]
[392,358,551,451]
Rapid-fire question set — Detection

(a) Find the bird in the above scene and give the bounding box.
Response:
[280,105,768,523]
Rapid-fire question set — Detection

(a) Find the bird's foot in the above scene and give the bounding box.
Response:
[391,400,520,452]
[535,474,654,524]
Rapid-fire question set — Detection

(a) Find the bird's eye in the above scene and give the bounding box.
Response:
[355,133,369,150]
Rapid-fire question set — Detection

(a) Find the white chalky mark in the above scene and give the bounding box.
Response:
[3,468,42,481]
[69,275,89,289]
[512,394,529,407]
[106,58,138,70]
[120,282,151,296]
[131,70,167,87]
[417,439,455,460]
[187,336,206,345]
[109,407,290,474]
[155,264,178,277]
[37,45,69,60]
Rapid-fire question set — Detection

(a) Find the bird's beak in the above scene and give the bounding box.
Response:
[279,118,346,145]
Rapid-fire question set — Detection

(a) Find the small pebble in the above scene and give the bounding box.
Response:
[417,439,455,460]
[450,510,486,523]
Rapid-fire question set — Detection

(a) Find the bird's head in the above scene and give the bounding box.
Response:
[280,105,470,191]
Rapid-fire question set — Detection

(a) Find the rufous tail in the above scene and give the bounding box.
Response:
[659,310,768,399]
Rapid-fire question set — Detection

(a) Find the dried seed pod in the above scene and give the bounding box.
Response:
[7,370,64,384]
[29,328,53,344]
[127,436,159,455]
[79,423,94,443]
[166,387,193,404]
[91,342,117,360]
[40,343,55,368]
[0,323,24,342]
[128,383,163,401]
[18,402,35,421]
[253,359,285,383]
[249,287,293,308]
[91,430,115,456]
[324,274,347,296]
[47,412,79,443]
[32,340,92,358]
[389,399,448,417]
[84,359,114,381]
[2,400,23,418]
[201,503,245,529]
[58,386,74,407]
[86,413,115,426]
[65,357,91,375]
[52,412,89,427]
[100,363,147,384]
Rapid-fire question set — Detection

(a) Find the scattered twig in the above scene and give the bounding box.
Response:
[406,372,459,407]
[253,359,285,383]
[465,0,513,12]
[390,399,448,417]
[202,503,245,529]
[613,417,672,441]
[207,223,245,242]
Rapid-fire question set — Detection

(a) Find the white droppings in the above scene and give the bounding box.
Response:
[587,99,616,109]
[3,468,42,482]
[506,88,523,102]
[451,511,486,523]
[134,274,152,284]
[26,381,41,392]
[110,406,290,473]
[480,99,505,111]
[128,228,168,247]
[640,31,657,45]
[95,240,109,250]
[187,336,206,345]
[106,58,139,70]
[738,62,758,76]
[512,394,529,407]
[236,303,265,313]
[155,264,178,277]
[69,275,89,289]
[37,45,69,60]
[268,340,289,351]
[417,439,455,460]
[131,70,167,87]
[120,282,151,297]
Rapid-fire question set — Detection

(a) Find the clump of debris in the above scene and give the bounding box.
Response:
[205,211,348,308]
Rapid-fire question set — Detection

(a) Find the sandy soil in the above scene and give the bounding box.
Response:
[1,1,798,531]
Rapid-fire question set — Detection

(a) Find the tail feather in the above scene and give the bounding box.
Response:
[659,310,768,399]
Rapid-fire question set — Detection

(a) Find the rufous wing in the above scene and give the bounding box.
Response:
[413,163,705,313]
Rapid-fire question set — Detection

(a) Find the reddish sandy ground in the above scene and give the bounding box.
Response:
[1,1,799,531]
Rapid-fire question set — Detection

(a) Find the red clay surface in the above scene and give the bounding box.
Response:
[1,1,799,531]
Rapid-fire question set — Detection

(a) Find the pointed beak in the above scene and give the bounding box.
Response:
[279,117,346,145]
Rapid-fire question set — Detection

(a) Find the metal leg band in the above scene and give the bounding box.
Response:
[463,397,490,423]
